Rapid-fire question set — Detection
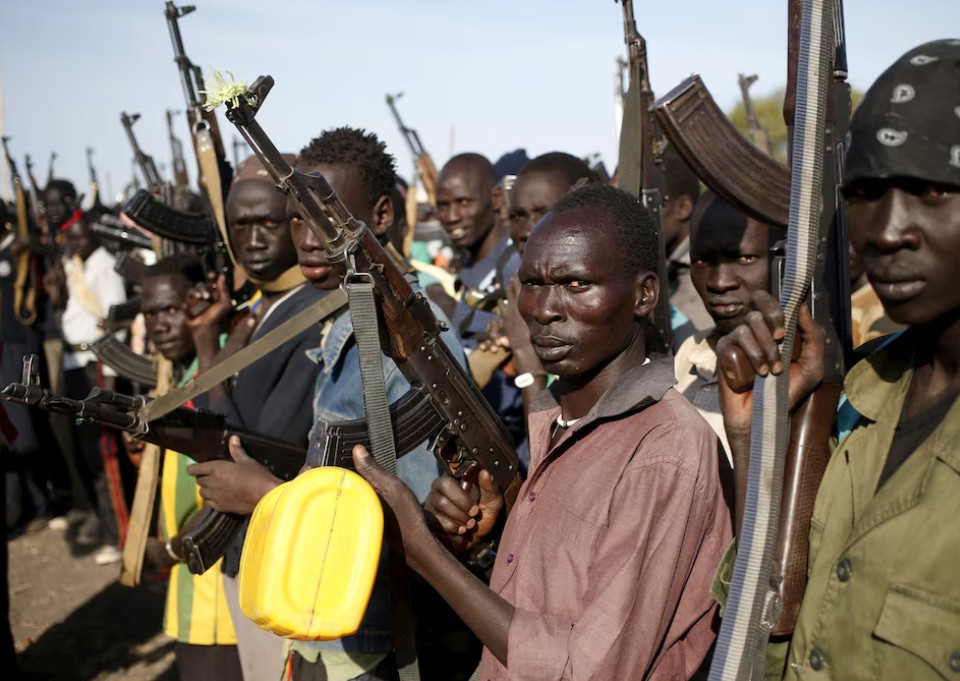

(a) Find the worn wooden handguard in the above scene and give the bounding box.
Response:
[653,75,791,229]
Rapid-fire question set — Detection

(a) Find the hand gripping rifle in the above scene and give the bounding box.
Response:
[688,2,851,677]
[615,0,671,353]
[385,92,438,208]
[220,75,522,508]
[1,136,40,326]
[2,354,305,574]
[737,74,776,157]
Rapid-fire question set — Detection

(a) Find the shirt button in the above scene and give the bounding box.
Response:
[836,558,852,582]
[809,648,824,671]
[950,652,960,672]
[505,553,514,564]
[528,492,537,502]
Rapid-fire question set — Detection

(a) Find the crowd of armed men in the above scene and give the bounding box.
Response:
[1,7,957,679]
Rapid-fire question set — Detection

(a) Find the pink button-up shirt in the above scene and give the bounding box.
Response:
[479,357,732,680]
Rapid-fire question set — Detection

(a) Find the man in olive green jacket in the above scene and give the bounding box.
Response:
[714,39,960,680]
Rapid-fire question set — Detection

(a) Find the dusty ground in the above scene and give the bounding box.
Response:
[9,524,175,681]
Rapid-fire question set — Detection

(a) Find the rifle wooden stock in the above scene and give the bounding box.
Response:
[773,381,839,634]
[1,137,39,326]
[653,75,791,228]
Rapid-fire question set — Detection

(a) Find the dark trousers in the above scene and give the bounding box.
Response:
[174,642,244,681]
[290,651,399,681]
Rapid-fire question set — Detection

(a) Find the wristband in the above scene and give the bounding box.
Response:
[514,371,544,389]
[165,540,183,563]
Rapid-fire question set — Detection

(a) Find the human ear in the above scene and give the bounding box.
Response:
[633,272,659,318]
[675,195,694,223]
[490,184,503,211]
[371,194,394,237]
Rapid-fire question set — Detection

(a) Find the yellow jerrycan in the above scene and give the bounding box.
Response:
[238,466,383,640]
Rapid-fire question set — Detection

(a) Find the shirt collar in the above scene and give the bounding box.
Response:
[843,330,913,422]
[306,307,353,373]
[530,354,677,431]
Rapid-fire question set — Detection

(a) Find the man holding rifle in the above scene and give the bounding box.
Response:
[355,184,731,680]
[194,126,468,681]
[714,40,960,680]
[183,153,323,681]
[139,256,242,681]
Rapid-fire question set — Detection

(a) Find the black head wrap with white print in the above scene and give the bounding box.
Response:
[844,39,960,188]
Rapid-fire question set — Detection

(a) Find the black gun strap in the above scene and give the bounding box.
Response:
[346,277,420,681]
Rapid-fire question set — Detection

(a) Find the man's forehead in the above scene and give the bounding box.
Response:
[439,164,485,193]
[527,207,615,255]
[142,274,188,302]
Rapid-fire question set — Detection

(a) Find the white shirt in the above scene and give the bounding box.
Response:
[61,246,127,372]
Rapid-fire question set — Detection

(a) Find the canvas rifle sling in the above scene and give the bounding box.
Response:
[707,1,836,679]
[140,288,347,423]
[346,273,420,681]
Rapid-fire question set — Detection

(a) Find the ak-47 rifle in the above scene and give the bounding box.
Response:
[166,109,191,193]
[385,92,438,210]
[1,137,39,326]
[164,2,233,245]
[654,75,791,228]
[90,333,158,387]
[90,214,155,251]
[45,152,57,188]
[738,73,776,157]
[2,354,304,574]
[219,74,522,507]
[121,112,169,202]
[615,0,671,353]
[85,147,105,213]
[23,154,48,234]
[659,3,850,676]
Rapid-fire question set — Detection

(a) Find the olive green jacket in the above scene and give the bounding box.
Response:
[717,331,960,680]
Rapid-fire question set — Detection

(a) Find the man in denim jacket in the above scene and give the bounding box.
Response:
[200,127,468,680]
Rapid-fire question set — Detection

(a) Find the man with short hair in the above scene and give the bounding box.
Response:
[356,184,732,680]
[195,127,468,681]
[45,206,130,563]
[185,153,324,681]
[436,153,526,455]
[714,40,960,680]
[494,151,595,419]
[675,191,780,458]
[140,256,242,681]
[506,151,593,256]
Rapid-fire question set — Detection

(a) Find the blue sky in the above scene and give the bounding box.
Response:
[1,0,956,202]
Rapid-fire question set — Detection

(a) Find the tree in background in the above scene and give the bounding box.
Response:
[727,86,863,163]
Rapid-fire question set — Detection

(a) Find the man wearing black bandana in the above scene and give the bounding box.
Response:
[714,39,960,680]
